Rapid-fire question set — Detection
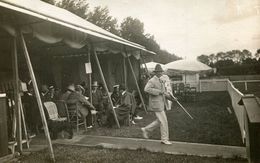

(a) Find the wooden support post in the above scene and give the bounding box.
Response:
[245,82,248,91]
[19,103,30,149]
[12,36,22,153]
[140,56,149,77]
[127,56,147,113]
[92,47,120,128]
[19,32,55,162]
[123,55,127,88]
[88,50,92,104]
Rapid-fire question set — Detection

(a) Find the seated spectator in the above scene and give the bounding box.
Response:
[67,85,96,128]
[22,84,42,134]
[60,83,75,101]
[111,85,120,106]
[91,81,104,126]
[41,84,50,101]
[106,84,132,127]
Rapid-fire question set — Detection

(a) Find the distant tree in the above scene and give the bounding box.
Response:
[215,52,225,61]
[143,34,160,53]
[242,58,258,65]
[255,49,260,61]
[120,17,179,63]
[120,17,146,44]
[56,0,89,19]
[215,59,234,68]
[197,54,210,65]
[87,6,120,35]
[231,50,242,63]
[242,49,252,59]
[209,53,215,63]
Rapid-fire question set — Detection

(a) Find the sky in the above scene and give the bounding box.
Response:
[87,0,260,59]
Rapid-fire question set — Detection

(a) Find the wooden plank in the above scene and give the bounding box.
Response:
[242,96,260,123]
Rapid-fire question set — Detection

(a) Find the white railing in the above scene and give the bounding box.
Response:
[199,79,228,92]
[232,80,260,91]
[227,80,245,141]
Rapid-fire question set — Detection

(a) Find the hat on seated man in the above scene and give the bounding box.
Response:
[92,81,99,87]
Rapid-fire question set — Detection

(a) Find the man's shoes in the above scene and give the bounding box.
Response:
[161,140,172,145]
[141,127,149,139]
[134,115,143,120]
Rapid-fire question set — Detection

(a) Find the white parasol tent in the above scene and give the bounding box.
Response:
[165,59,212,88]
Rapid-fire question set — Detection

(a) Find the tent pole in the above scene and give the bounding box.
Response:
[88,49,92,104]
[12,35,22,153]
[91,45,120,128]
[19,31,55,162]
[126,56,148,113]
[123,54,127,88]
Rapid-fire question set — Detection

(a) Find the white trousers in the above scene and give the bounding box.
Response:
[144,111,169,141]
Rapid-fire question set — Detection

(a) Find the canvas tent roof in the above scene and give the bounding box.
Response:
[0,0,155,56]
[165,59,212,74]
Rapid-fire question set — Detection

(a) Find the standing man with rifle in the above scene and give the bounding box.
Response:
[141,64,177,145]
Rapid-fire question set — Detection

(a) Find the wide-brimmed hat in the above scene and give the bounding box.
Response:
[153,64,164,72]
[92,81,98,87]
[113,84,119,88]
[76,85,85,94]
[67,84,75,92]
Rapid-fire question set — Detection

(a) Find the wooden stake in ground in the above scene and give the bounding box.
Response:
[19,31,55,162]
[91,46,120,128]
[126,56,147,113]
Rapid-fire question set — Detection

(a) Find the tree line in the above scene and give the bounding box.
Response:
[41,0,180,64]
[197,49,260,75]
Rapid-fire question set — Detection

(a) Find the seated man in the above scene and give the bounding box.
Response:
[106,84,132,127]
[111,85,120,106]
[91,81,104,126]
[67,85,96,128]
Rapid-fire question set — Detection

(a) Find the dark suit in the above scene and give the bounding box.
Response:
[67,92,95,120]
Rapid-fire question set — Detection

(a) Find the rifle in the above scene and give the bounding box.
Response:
[168,94,194,120]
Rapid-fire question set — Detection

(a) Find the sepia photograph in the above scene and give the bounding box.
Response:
[0,0,259,162]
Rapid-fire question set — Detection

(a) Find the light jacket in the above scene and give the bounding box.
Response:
[144,75,166,112]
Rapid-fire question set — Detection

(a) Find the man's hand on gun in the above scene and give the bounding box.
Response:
[163,92,177,101]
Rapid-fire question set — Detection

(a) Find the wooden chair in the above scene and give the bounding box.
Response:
[43,101,73,139]
[44,101,67,122]
[66,102,87,133]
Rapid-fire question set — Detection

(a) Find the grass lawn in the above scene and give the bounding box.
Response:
[16,144,246,163]
[87,91,243,146]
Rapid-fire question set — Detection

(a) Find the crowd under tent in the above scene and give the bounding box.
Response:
[0,0,155,161]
